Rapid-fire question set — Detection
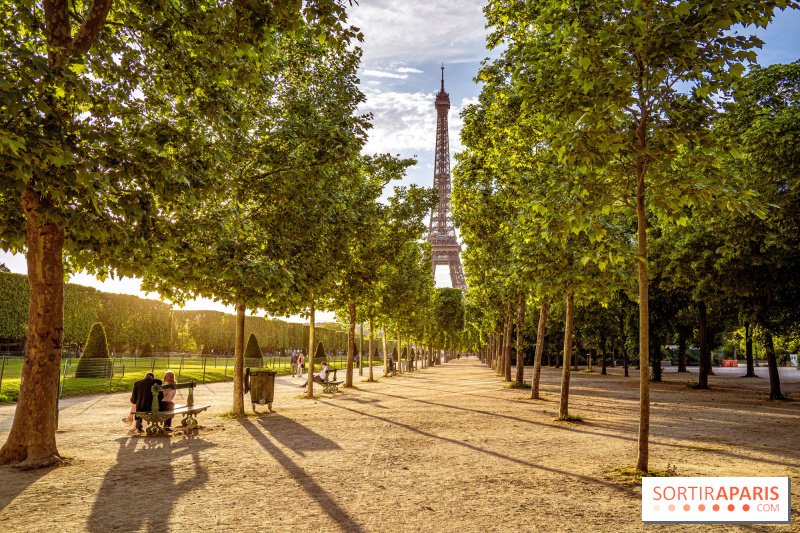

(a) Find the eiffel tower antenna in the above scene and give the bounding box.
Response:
[427,65,467,291]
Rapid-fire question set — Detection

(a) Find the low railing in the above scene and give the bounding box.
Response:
[0,353,390,403]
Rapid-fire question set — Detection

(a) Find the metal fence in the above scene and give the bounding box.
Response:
[0,352,388,403]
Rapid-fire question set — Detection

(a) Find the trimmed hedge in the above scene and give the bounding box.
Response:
[75,323,112,378]
[244,333,262,359]
[314,341,326,361]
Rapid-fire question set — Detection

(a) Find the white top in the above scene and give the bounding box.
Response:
[162,388,176,402]
[319,366,329,381]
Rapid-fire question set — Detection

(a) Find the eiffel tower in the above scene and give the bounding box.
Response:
[427,65,467,291]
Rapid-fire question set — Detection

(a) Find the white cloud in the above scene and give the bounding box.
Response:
[362,69,409,79]
[360,87,468,156]
[349,0,488,64]
[396,67,424,74]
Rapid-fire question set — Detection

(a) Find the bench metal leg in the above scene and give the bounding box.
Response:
[145,420,165,436]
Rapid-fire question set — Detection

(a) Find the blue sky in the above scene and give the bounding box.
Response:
[2,2,799,320]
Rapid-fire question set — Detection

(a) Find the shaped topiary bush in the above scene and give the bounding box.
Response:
[141,342,153,358]
[244,333,262,368]
[75,323,112,378]
[314,341,326,363]
[391,346,398,362]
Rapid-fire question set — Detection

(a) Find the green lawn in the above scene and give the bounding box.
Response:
[0,355,387,403]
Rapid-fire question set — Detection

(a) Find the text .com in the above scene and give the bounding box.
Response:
[642,477,790,524]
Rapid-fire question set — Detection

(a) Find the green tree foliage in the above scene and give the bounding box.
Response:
[434,288,465,356]
[698,61,800,398]
[141,343,153,358]
[0,273,32,341]
[482,0,797,472]
[329,180,437,386]
[379,242,436,367]
[98,294,172,348]
[0,0,364,467]
[75,323,110,378]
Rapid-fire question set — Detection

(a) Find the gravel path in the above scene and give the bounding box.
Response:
[0,360,797,532]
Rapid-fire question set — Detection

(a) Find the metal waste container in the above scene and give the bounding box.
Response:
[247,369,277,412]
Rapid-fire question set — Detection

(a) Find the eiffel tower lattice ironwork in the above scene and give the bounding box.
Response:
[427,65,467,291]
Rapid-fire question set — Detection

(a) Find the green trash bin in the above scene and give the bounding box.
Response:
[248,369,277,412]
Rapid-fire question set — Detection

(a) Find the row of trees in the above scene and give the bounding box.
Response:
[3,272,389,355]
[0,0,445,468]
[447,0,800,473]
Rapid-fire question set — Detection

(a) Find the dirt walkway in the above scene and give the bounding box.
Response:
[0,360,798,532]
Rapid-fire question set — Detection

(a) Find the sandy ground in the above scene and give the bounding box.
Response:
[0,360,798,533]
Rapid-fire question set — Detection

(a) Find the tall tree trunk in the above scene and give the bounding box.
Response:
[396,330,403,373]
[359,323,365,376]
[428,342,433,367]
[381,325,389,377]
[504,301,513,381]
[368,317,374,382]
[677,329,688,373]
[763,331,783,400]
[635,158,651,472]
[531,300,550,400]
[495,329,502,375]
[697,301,711,389]
[573,343,579,371]
[346,301,356,387]
[622,339,629,377]
[306,293,316,398]
[407,334,413,371]
[515,294,526,386]
[650,333,662,383]
[601,332,607,375]
[232,303,246,414]
[0,193,64,467]
[558,292,575,419]
[743,322,756,377]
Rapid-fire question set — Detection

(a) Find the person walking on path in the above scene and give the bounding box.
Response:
[297,353,305,379]
[291,352,299,377]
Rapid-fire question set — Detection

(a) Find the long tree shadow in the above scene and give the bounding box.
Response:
[0,466,51,513]
[352,387,800,469]
[259,414,341,457]
[321,400,638,498]
[87,436,215,532]
[238,417,366,533]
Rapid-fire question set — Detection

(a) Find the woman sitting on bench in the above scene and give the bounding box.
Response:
[300,361,329,387]
[160,371,177,431]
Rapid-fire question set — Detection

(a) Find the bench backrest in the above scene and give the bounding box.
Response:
[150,381,195,413]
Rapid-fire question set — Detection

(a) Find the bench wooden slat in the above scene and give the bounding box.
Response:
[149,405,209,417]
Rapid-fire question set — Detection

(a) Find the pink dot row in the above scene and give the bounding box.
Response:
[653,503,750,512]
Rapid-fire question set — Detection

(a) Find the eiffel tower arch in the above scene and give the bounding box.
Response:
[427,66,467,292]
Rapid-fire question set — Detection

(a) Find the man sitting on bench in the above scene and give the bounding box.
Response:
[122,372,163,433]
[300,361,330,387]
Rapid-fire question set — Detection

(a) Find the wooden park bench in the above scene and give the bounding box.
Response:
[135,381,210,436]
[322,368,343,393]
